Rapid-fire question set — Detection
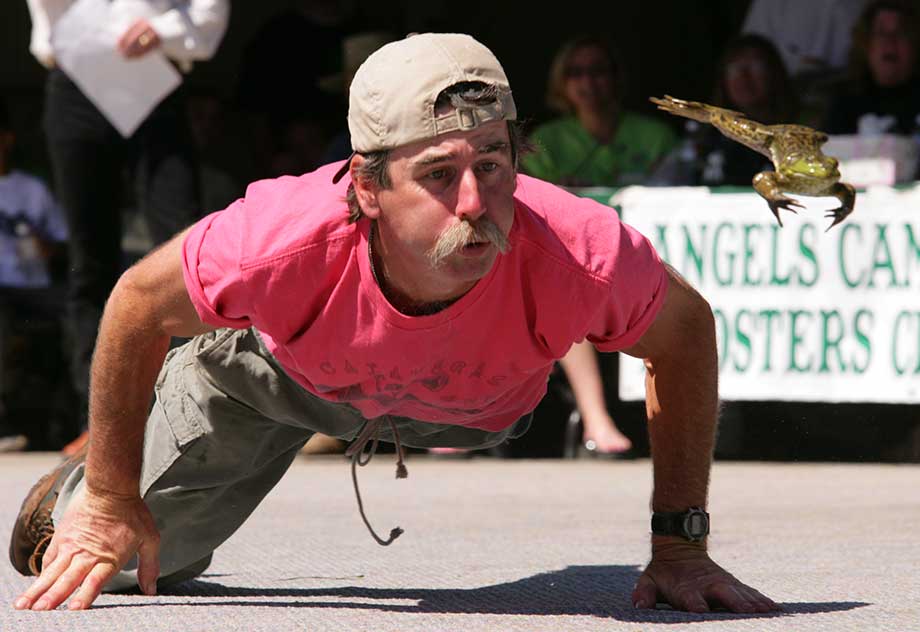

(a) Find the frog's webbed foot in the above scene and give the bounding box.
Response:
[824,181,856,231]
[768,198,804,227]
[752,172,804,227]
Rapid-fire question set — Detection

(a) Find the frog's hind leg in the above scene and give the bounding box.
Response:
[752,171,804,227]
[708,112,773,155]
[825,182,856,231]
[649,95,743,124]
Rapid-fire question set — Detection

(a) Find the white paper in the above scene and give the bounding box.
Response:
[52,0,182,138]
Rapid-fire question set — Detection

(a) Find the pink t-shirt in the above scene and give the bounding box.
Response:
[182,163,668,431]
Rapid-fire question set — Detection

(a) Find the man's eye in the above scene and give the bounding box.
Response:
[428,169,449,180]
[479,162,498,173]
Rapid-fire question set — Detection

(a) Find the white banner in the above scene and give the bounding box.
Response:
[615,185,920,403]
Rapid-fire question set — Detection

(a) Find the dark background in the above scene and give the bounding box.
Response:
[0,0,751,175]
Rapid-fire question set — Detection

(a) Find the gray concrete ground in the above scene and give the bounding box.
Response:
[0,453,917,631]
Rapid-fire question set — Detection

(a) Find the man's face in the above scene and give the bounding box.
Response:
[868,10,916,87]
[363,120,516,301]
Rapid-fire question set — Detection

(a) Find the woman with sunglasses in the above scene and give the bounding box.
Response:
[522,36,677,188]
[522,36,677,458]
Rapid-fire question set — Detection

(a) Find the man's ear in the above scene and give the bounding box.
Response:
[350,154,382,219]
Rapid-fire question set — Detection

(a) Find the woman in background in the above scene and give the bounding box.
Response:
[824,0,920,136]
[523,36,677,188]
[651,34,799,187]
[522,36,677,456]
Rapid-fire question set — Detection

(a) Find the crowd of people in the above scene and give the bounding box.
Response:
[1,0,919,459]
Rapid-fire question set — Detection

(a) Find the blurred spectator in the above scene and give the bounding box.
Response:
[0,96,68,452]
[183,88,244,213]
[824,0,920,136]
[558,341,633,457]
[742,0,871,78]
[319,31,398,165]
[522,35,677,188]
[713,36,800,126]
[520,36,655,457]
[236,0,358,178]
[651,34,799,187]
[27,0,230,455]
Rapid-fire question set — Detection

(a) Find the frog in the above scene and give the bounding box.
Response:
[650,95,856,230]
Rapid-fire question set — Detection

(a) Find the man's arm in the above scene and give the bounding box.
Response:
[622,265,717,516]
[621,264,779,613]
[85,228,214,500]
[14,227,216,612]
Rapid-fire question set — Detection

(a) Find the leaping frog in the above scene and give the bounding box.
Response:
[650,95,855,230]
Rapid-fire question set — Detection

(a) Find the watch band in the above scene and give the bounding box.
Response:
[651,507,710,541]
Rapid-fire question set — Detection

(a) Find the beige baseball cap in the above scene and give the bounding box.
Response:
[332,33,517,183]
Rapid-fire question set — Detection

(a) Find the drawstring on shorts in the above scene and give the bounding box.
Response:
[344,416,408,546]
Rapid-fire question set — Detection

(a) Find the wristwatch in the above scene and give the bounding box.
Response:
[651,507,710,542]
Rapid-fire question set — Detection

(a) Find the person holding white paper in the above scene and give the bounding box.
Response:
[25,0,229,454]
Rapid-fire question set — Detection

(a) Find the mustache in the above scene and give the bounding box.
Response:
[427,217,510,267]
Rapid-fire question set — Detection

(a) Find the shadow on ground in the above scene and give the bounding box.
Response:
[120,565,867,623]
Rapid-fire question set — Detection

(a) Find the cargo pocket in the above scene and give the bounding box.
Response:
[140,355,208,497]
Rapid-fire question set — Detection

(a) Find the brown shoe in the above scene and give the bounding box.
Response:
[9,444,88,576]
[9,444,213,590]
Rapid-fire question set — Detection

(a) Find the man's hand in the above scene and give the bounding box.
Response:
[117,19,161,58]
[13,488,160,611]
[632,541,780,614]
[12,229,206,612]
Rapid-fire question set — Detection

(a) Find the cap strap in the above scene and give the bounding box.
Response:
[433,91,515,136]
[332,152,356,184]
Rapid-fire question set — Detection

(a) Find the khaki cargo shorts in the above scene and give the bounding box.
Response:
[53,327,532,590]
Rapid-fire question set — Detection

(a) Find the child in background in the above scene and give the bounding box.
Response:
[0,97,68,451]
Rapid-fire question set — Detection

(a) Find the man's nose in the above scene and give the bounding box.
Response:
[455,168,486,222]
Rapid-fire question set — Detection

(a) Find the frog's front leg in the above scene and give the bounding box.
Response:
[752,171,804,227]
[825,181,856,231]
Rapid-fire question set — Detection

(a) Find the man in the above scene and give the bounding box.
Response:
[10,34,777,614]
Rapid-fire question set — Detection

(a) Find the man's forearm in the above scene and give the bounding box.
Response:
[83,279,173,499]
[644,302,718,518]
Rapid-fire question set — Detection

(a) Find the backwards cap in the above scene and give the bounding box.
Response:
[333,33,517,183]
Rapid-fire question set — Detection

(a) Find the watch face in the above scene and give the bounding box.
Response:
[683,509,710,540]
